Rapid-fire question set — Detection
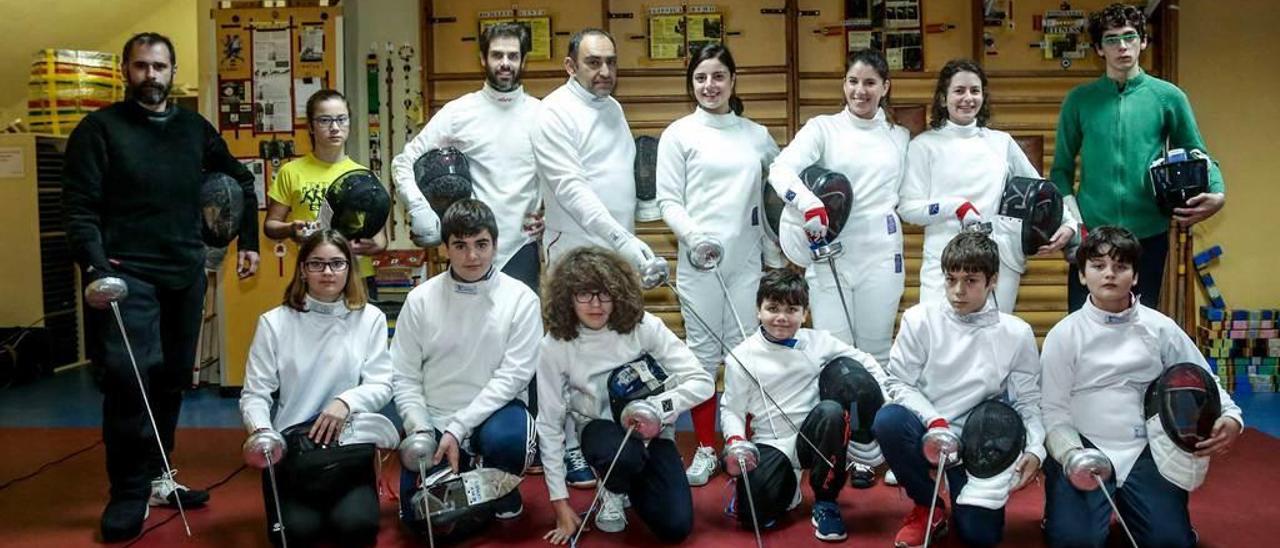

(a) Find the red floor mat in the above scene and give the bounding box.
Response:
[0,428,1274,547]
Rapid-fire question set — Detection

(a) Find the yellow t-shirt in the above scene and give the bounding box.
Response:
[269,154,376,278]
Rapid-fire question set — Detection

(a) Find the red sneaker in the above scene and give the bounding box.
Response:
[894,503,948,548]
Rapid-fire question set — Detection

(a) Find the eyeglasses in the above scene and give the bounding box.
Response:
[303,259,350,273]
[1100,32,1141,48]
[573,290,614,304]
[313,115,350,128]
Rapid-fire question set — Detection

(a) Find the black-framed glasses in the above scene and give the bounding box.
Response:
[573,290,613,304]
[313,115,350,127]
[304,259,350,273]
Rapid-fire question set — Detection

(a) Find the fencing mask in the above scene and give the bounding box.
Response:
[606,353,679,427]
[998,176,1064,257]
[1149,149,1210,217]
[1143,362,1221,491]
[774,165,855,266]
[413,147,474,217]
[956,399,1027,510]
[200,172,245,248]
[409,466,523,536]
[819,356,886,466]
[321,169,391,241]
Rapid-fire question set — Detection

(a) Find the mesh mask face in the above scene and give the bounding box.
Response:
[999,176,1064,256]
[200,172,245,248]
[960,399,1026,479]
[326,169,390,240]
[1144,363,1221,453]
[414,147,473,216]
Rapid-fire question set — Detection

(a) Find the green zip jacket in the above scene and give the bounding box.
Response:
[1050,70,1224,239]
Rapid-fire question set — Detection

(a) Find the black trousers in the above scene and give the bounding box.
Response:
[86,271,205,500]
[580,420,693,543]
[501,241,542,413]
[735,400,848,527]
[1068,231,1168,311]
[501,240,541,294]
[262,443,380,547]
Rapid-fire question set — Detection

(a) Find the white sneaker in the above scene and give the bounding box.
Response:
[148,470,209,508]
[595,488,628,533]
[884,469,899,486]
[685,445,719,486]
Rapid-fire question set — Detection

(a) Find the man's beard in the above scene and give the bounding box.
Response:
[485,67,521,92]
[129,81,171,106]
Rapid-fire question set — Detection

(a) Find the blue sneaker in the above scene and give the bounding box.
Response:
[565,447,597,489]
[811,500,848,542]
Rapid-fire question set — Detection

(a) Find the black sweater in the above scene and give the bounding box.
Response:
[62,100,259,289]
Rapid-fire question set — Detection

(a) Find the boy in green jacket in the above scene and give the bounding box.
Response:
[1051,3,1224,311]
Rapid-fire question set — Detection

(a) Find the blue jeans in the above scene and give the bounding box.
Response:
[1043,439,1194,548]
[398,401,534,526]
[872,404,1006,547]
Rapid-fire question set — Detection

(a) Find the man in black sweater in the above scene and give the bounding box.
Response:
[62,32,260,542]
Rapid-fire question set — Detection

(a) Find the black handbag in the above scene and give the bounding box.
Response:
[278,421,377,501]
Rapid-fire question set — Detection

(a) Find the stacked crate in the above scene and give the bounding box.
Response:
[28,49,123,135]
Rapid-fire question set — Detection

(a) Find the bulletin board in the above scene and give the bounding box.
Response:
[212,4,343,387]
[843,0,925,71]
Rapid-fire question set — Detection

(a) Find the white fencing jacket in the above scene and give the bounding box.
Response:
[241,297,393,432]
[533,78,637,260]
[1041,296,1240,485]
[720,327,889,468]
[536,313,714,500]
[390,269,542,442]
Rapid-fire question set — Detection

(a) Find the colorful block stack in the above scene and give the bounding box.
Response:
[1200,307,1280,394]
[1193,246,1226,309]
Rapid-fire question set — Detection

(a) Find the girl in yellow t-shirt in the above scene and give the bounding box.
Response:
[265,89,387,295]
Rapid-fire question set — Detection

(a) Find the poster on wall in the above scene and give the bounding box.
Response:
[847,0,874,26]
[847,30,883,52]
[686,11,723,53]
[844,0,923,71]
[219,28,249,75]
[516,16,553,61]
[293,76,323,118]
[252,28,294,133]
[883,0,920,29]
[240,157,267,209]
[218,79,252,130]
[649,12,686,60]
[299,24,325,63]
[884,30,923,71]
[1042,9,1089,62]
